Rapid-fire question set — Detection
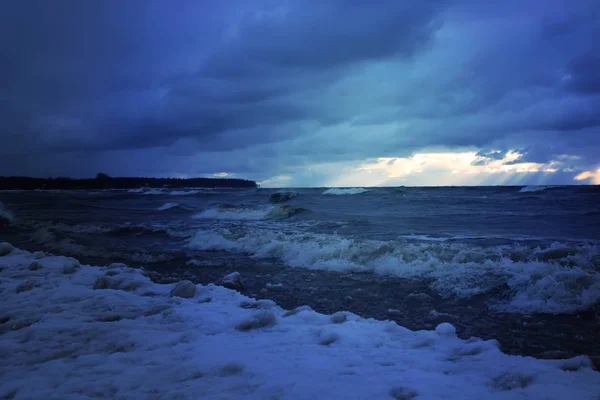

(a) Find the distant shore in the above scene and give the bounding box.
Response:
[0,174,257,190]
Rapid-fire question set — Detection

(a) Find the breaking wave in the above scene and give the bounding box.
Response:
[188,227,600,314]
[322,188,371,195]
[158,202,180,211]
[269,191,297,204]
[156,202,195,212]
[193,205,270,221]
[127,188,201,196]
[193,204,309,221]
[519,185,559,193]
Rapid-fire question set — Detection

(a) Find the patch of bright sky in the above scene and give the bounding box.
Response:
[260,150,595,187]
[575,169,600,184]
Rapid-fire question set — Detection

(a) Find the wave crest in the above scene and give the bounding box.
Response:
[322,188,370,195]
[193,205,270,221]
[157,202,195,212]
[188,228,600,314]
[127,188,201,196]
[193,204,309,221]
[519,185,558,193]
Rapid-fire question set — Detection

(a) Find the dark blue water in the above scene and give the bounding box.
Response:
[1,185,599,358]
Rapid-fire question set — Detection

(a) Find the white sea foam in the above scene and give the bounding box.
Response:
[127,188,200,196]
[322,187,371,195]
[188,228,600,314]
[2,245,598,399]
[519,185,559,193]
[500,266,600,314]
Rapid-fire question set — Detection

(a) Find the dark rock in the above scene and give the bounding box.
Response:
[264,205,308,220]
[269,192,297,204]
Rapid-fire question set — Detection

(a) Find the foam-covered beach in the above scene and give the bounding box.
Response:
[1,243,599,399]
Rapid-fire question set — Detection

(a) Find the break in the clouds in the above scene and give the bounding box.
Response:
[1,0,599,186]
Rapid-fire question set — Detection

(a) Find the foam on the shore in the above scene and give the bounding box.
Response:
[1,243,598,399]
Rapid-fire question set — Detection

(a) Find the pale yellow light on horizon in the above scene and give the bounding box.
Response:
[575,169,600,184]
[259,150,593,188]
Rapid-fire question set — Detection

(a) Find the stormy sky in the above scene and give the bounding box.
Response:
[1,0,599,186]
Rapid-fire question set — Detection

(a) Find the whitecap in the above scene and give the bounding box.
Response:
[519,185,559,193]
[192,206,271,221]
[187,227,600,314]
[322,188,371,195]
[158,202,180,211]
[168,190,200,196]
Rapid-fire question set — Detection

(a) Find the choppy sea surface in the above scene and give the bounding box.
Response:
[1,185,599,359]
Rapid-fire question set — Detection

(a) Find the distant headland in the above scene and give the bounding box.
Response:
[0,173,257,190]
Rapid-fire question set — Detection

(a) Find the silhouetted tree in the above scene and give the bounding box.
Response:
[95,173,111,180]
[0,175,257,190]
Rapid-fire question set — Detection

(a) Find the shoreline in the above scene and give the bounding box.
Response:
[1,242,599,399]
[5,236,600,362]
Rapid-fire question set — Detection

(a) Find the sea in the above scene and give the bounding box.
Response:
[1,185,599,359]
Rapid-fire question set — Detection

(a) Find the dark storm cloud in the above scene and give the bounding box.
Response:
[1,0,600,184]
[203,1,446,72]
[0,0,451,158]
[563,53,600,95]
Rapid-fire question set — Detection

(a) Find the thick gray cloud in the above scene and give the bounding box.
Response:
[1,0,599,185]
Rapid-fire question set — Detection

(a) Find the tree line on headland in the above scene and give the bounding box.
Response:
[0,173,257,190]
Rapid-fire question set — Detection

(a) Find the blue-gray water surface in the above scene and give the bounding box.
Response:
[1,185,599,360]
